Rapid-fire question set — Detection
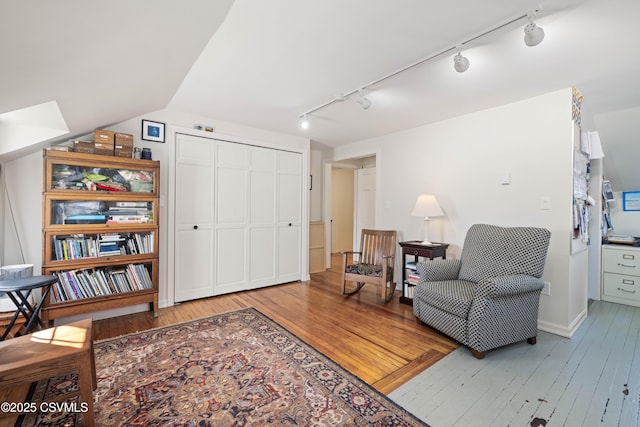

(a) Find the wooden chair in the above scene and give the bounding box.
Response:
[341,229,397,303]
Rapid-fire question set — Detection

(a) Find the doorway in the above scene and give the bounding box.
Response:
[331,168,355,253]
[325,156,377,265]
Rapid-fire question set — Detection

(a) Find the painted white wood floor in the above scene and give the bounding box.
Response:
[389,300,640,427]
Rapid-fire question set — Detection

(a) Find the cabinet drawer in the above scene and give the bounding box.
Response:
[603,273,640,301]
[603,248,640,275]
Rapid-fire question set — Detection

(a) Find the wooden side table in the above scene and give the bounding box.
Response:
[399,241,449,305]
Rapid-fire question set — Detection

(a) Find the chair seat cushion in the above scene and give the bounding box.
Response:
[346,263,385,277]
[415,279,477,319]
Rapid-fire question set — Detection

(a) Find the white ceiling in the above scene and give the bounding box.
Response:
[2,0,640,189]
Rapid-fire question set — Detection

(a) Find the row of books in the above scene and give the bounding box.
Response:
[64,214,152,224]
[105,203,152,224]
[403,282,416,299]
[52,232,154,260]
[405,260,419,286]
[51,264,153,303]
[405,272,420,286]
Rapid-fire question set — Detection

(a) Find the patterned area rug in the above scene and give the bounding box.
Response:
[23,308,428,426]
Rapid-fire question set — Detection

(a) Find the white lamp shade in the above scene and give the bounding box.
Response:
[411,194,443,218]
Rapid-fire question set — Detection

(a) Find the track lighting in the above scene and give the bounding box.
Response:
[356,89,371,110]
[453,48,470,73]
[299,114,309,130]
[524,12,545,47]
[297,8,544,126]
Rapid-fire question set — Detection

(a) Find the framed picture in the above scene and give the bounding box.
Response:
[141,119,165,143]
[622,191,640,211]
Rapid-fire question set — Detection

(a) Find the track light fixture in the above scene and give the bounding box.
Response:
[297,8,544,127]
[299,114,309,130]
[524,11,545,47]
[356,89,371,109]
[453,47,470,73]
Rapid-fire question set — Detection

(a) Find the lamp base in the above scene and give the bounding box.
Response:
[421,218,433,246]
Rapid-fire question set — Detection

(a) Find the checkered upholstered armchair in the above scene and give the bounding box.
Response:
[413,224,551,359]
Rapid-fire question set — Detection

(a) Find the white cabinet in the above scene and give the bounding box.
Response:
[602,245,640,306]
[174,134,303,302]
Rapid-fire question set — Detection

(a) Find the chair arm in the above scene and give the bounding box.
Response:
[417,259,462,283]
[340,251,362,256]
[475,275,545,298]
[341,251,363,264]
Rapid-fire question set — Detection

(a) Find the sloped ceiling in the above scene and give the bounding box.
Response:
[0,0,234,154]
[2,0,640,190]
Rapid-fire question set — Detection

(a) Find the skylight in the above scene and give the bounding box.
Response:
[0,101,69,157]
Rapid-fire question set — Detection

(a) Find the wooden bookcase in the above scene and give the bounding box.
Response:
[41,150,160,321]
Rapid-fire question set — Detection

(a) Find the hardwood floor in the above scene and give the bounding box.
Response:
[93,254,458,394]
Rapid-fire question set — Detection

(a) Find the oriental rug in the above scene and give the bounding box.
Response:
[22,308,428,426]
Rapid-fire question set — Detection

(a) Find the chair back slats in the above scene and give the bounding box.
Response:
[360,229,396,265]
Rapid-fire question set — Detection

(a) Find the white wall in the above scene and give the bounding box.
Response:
[332,88,587,336]
[608,191,640,236]
[309,149,323,221]
[2,151,43,268]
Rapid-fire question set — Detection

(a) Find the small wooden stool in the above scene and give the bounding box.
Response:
[0,318,96,426]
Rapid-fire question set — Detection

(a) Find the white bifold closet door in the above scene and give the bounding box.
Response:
[276,151,302,283]
[174,134,302,302]
[174,135,215,302]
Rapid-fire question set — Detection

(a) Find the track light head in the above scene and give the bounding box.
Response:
[524,13,545,46]
[356,89,371,110]
[299,114,309,130]
[453,51,470,73]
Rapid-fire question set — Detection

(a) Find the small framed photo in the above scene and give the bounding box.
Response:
[622,191,640,211]
[141,119,165,143]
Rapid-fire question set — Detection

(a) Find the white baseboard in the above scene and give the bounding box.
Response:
[538,308,588,338]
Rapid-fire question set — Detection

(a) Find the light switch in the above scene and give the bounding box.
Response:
[540,196,551,210]
[500,173,510,185]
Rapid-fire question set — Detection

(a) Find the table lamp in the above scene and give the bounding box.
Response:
[411,194,443,245]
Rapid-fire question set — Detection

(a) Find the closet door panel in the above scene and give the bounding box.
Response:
[175,134,215,302]
[249,227,276,286]
[277,151,302,224]
[276,151,302,282]
[176,163,212,225]
[278,174,301,223]
[217,167,246,225]
[215,228,247,293]
[175,229,214,301]
[250,170,276,224]
[278,225,301,281]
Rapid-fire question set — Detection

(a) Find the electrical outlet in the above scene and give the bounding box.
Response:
[542,281,551,296]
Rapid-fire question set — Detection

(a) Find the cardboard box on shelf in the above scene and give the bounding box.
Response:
[94,129,115,156]
[73,140,94,154]
[114,133,134,158]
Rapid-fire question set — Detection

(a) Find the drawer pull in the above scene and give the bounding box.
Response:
[618,288,637,294]
[622,279,636,286]
[623,254,635,260]
[617,263,636,268]
[413,250,419,255]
